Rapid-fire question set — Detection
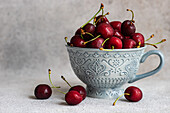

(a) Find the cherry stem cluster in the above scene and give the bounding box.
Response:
[48,69,66,94]
[81,3,104,28]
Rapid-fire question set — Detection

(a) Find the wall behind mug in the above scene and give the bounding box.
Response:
[0,0,169,81]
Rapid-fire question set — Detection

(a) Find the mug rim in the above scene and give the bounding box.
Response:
[66,45,146,52]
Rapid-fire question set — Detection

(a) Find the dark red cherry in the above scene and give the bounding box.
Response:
[96,23,114,39]
[110,21,121,31]
[75,28,81,35]
[83,23,95,34]
[124,86,143,102]
[87,37,104,48]
[123,39,137,49]
[96,15,109,26]
[70,35,86,48]
[121,20,136,36]
[131,33,145,47]
[65,90,83,105]
[113,30,124,40]
[124,36,131,39]
[69,85,87,100]
[34,84,52,99]
[105,36,122,49]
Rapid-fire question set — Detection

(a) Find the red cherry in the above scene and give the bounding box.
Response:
[110,21,122,31]
[113,30,124,40]
[69,85,87,100]
[131,33,145,47]
[121,9,136,36]
[124,86,143,102]
[65,90,83,105]
[113,86,143,106]
[70,35,86,48]
[121,20,136,36]
[34,84,52,99]
[122,39,137,49]
[105,36,122,49]
[96,23,114,39]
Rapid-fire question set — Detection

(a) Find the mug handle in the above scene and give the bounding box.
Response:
[128,50,164,83]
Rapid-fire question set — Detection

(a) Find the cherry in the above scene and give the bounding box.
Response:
[34,84,52,99]
[96,23,114,39]
[95,14,109,26]
[65,90,83,105]
[83,23,95,34]
[104,36,122,49]
[131,33,145,47]
[70,35,86,48]
[122,39,137,49]
[124,36,131,39]
[121,9,136,36]
[61,76,87,100]
[113,86,143,106]
[87,37,104,48]
[69,85,87,100]
[110,21,122,31]
[113,30,124,40]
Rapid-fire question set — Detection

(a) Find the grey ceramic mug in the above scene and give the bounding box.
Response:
[66,46,164,99]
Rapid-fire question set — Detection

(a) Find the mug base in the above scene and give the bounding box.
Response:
[86,86,124,99]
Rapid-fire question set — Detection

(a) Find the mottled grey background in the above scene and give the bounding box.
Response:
[0,0,169,80]
[0,0,170,112]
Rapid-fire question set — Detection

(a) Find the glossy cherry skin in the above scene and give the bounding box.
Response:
[34,84,52,99]
[121,20,136,36]
[131,33,145,47]
[123,39,137,49]
[65,90,83,105]
[113,30,124,40]
[96,23,114,39]
[70,35,86,48]
[69,85,87,100]
[124,86,143,102]
[105,36,122,49]
[96,15,109,26]
[87,37,104,48]
[110,21,121,31]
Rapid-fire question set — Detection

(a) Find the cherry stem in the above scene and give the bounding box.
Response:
[145,43,158,48]
[102,38,109,47]
[137,42,141,48]
[85,32,94,37]
[81,3,104,28]
[153,39,166,45]
[61,76,72,88]
[145,34,154,41]
[127,9,135,23]
[99,48,114,51]
[95,12,109,25]
[113,93,130,106]
[48,69,66,95]
[83,35,101,45]
[93,17,96,25]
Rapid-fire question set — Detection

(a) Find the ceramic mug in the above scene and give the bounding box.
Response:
[66,46,164,99]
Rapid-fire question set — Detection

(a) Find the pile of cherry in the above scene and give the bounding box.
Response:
[65,3,166,49]
[34,69,143,106]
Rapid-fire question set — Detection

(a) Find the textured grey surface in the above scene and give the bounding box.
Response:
[0,0,170,113]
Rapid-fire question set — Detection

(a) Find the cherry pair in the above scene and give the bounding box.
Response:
[34,69,86,105]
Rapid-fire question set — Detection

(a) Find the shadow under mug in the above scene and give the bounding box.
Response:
[66,46,164,99]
